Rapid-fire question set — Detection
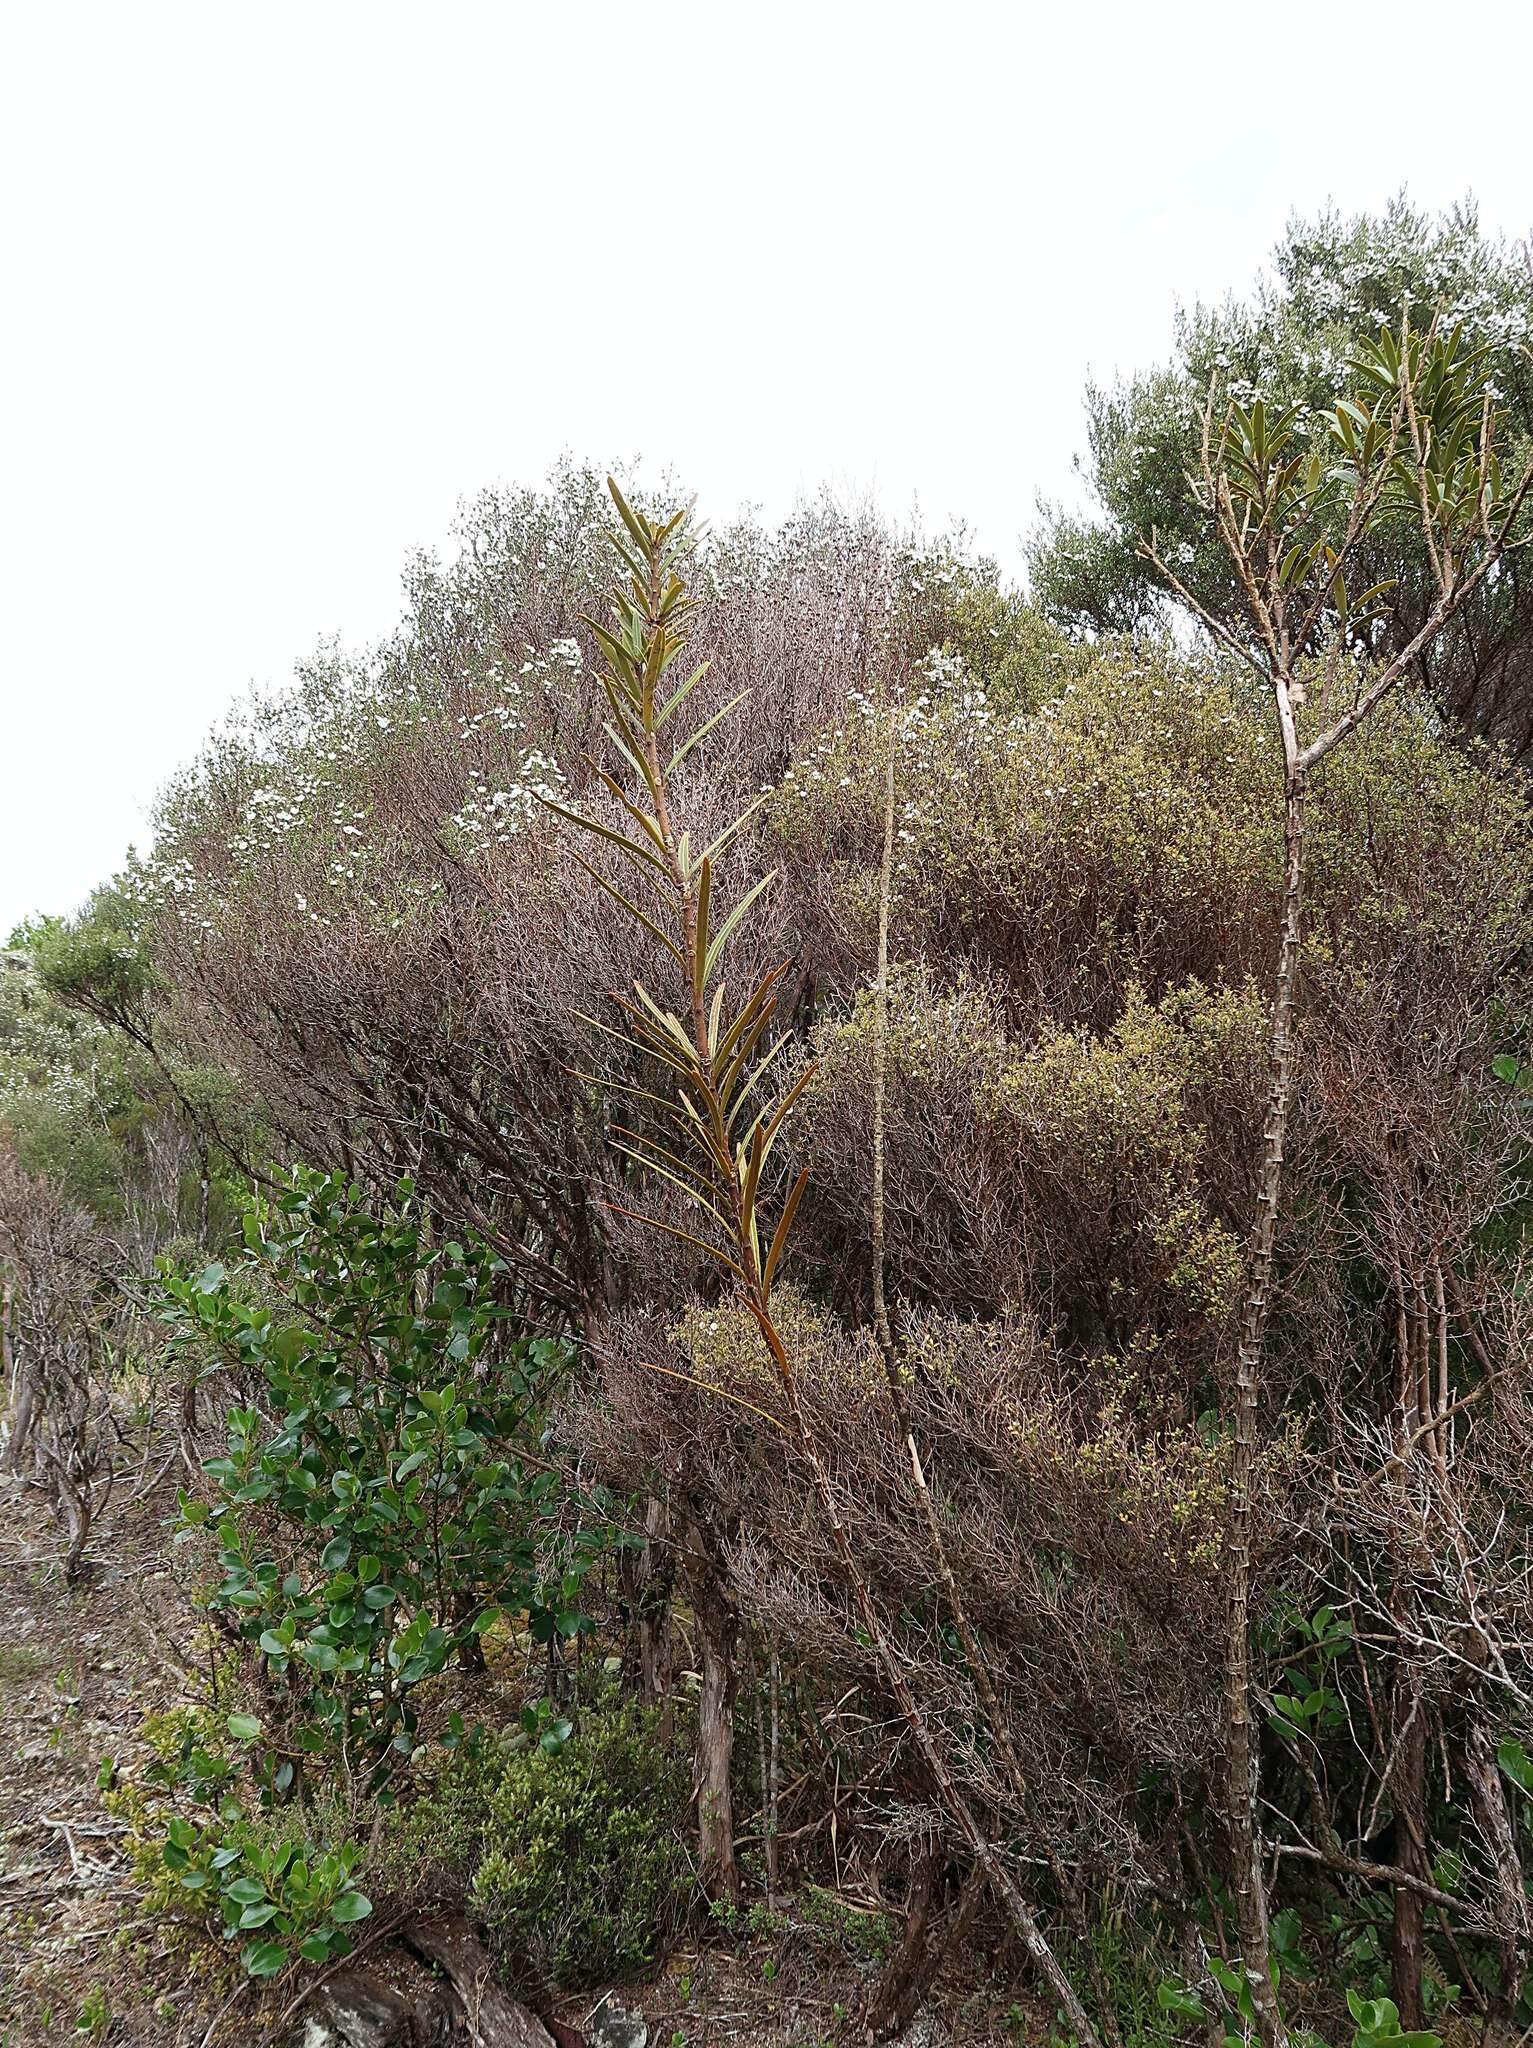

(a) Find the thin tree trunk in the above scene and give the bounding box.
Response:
[861,1851,939,2039]
[856,686,1106,2048]
[743,1628,784,1906]
[760,1320,1102,2048]
[3,1275,37,1471]
[633,1492,676,1731]
[1389,1680,1428,2029]
[1225,768,1305,2048]
[1464,1715,1528,2043]
[683,1514,740,1905]
[767,1634,781,1901]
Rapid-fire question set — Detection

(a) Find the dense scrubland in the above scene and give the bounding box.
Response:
[5,200,1533,2048]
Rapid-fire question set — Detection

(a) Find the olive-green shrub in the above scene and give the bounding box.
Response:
[388,1699,692,1988]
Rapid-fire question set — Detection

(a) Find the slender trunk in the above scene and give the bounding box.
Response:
[747,1630,782,1903]
[1464,1715,1528,2041]
[1225,768,1305,2048]
[46,1431,92,1582]
[862,1851,939,2039]
[865,1860,985,2042]
[1389,1679,1428,2029]
[628,1492,676,1733]
[1,1277,35,1472]
[766,1635,781,1902]
[3,1283,37,1473]
[684,1514,740,1905]
[639,1497,676,1708]
[4,1373,35,1471]
[870,702,898,1366]
[454,1590,488,1675]
[767,1331,1102,2048]
[799,688,1103,2047]
[1387,1270,1428,2028]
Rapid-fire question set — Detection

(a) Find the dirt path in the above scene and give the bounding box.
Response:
[0,1452,207,2047]
[0,1459,1010,2047]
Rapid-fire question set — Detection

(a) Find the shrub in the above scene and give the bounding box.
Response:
[159,1807,372,1978]
[389,1700,693,1987]
[162,1167,607,1784]
[105,1698,375,1980]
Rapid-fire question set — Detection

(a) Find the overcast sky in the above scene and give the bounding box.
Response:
[3,1,1531,936]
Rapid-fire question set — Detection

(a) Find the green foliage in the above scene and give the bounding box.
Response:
[387,1699,692,1987]
[1031,196,1533,648]
[0,941,147,1214]
[1497,1734,1533,1795]
[29,882,153,1021]
[104,1700,374,1980]
[1345,1991,1441,2048]
[776,645,1286,1000]
[545,478,810,1310]
[1162,1949,1289,2048]
[808,961,1261,1345]
[920,567,1090,714]
[159,1807,371,1978]
[72,1984,110,2040]
[162,1167,602,1780]
[1266,1602,1352,1746]
[1180,318,1510,668]
[1,887,238,1230]
[1048,1921,1185,2048]
[798,1883,896,1964]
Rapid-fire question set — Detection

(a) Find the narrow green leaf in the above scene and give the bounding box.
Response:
[704,871,777,982]
[763,1170,809,1297]
[538,798,669,877]
[693,858,711,1014]
[701,792,769,865]
[566,849,684,968]
[656,661,712,730]
[671,688,751,772]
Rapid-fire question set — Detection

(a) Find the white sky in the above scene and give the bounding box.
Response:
[3,0,1531,937]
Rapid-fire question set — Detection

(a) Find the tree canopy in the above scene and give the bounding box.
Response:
[1029,197,1533,752]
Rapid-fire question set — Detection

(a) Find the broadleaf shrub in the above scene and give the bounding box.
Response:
[161,1167,607,1785]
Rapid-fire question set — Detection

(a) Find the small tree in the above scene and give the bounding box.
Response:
[1142,316,1533,2047]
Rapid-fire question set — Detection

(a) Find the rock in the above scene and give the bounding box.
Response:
[305,1962,457,2046]
[583,1996,648,2048]
[891,2015,947,2048]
